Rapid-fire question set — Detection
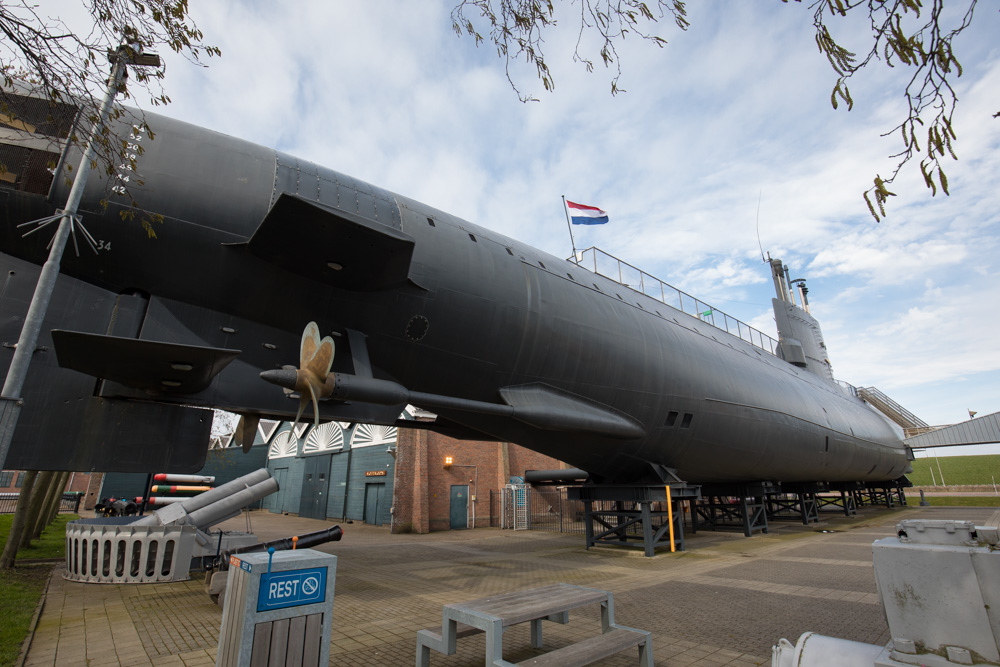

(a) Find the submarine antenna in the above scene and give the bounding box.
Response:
[755,190,766,263]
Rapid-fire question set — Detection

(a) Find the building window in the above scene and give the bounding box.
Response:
[268,431,299,459]
[351,423,397,448]
[303,422,345,454]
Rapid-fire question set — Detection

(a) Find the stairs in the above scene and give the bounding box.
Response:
[857,387,928,435]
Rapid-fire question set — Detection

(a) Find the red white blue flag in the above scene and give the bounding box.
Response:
[566,200,609,225]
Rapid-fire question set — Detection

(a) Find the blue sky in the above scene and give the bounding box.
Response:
[58,1,1000,454]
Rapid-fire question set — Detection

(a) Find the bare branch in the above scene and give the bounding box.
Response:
[452,0,688,101]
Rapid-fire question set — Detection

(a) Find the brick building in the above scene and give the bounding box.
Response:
[391,427,565,533]
[253,412,566,533]
[1,470,96,505]
[0,470,94,495]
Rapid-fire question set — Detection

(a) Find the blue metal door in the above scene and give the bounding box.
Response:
[450,485,468,529]
[270,467,288,513]
[364,483,385,525]
[298,455,331,520]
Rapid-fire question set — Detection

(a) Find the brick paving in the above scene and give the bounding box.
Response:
[20,505,999,666]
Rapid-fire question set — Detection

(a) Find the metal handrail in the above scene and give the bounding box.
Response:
[857,387,929,428]
[571,247,779,355]
[835,380,859,397]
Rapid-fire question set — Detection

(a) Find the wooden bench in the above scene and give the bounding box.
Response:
[415,583,653,666]
[516,627,651,666]
[416,621,483,665]
[419,621,482,643]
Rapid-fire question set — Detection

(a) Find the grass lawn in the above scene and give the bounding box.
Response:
[0,514,77,667]
[0,564,52,666]
[909,454,1000,486]
[921,495,1000,507]
[0,514,76,561]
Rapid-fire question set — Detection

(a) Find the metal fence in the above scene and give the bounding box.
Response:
[491,486,586,533]
[573,246,779,356]
[0,492,84,514]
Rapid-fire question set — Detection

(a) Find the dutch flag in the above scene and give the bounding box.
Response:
[567,200,609,225]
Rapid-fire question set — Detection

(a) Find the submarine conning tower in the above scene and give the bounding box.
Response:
[770,258,834,382]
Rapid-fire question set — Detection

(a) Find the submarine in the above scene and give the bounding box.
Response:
[0,83,911,486]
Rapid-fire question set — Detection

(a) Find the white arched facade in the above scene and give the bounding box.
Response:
[261,418,403,526]
[267,430,298,459]
[303,422,345,454]
[350,423,397,448]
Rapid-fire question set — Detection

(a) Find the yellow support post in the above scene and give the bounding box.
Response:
[666,485,676,553]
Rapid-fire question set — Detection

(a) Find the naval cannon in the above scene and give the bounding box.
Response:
[65,468,278,583]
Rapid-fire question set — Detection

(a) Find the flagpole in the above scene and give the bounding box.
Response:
[562,195,579,264]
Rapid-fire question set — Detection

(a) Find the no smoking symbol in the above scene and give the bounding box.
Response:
[302,576,320,596]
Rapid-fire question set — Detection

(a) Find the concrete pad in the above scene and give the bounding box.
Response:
[18,504,1000,666]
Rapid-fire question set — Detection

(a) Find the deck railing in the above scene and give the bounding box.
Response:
[572,247,779,356]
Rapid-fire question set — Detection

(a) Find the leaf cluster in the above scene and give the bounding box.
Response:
[792,0,982,221]
[452,0,688,101]
[0,0,219,231]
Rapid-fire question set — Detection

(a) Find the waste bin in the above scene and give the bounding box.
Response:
[217,548,336,667]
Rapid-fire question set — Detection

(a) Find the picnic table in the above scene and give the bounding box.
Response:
[415,583,653,666]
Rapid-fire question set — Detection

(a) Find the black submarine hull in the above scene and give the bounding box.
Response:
[0,106,909,483]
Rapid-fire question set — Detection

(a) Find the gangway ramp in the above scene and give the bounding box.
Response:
[857,386,928,434]
[905,410,1000,449]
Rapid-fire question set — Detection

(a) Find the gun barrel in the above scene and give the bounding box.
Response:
[186,477,278,530]
[223,525,343,563]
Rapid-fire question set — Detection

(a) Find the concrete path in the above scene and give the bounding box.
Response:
[20,505,1000,666]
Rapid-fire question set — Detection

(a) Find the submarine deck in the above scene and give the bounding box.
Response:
[20,504,1000,666]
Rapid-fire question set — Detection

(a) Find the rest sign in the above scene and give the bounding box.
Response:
[256,566,327,612]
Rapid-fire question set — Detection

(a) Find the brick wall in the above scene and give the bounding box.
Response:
[391,427,427,533]
[392,424,565,533]
[66,472,92,494]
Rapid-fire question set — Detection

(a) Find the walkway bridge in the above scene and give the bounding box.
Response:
[904,410,1000,449]
[854,386,1000,450]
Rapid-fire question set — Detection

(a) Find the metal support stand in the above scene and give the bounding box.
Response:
[824,481,862,516]
[864,484,906,509]
[767,483,822,525]
[569,484,699,556]
[692,483,776,537]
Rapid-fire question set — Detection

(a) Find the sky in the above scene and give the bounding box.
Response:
[55,1,1000,455]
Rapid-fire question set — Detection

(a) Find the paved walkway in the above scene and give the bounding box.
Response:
[20,505,1000,666]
